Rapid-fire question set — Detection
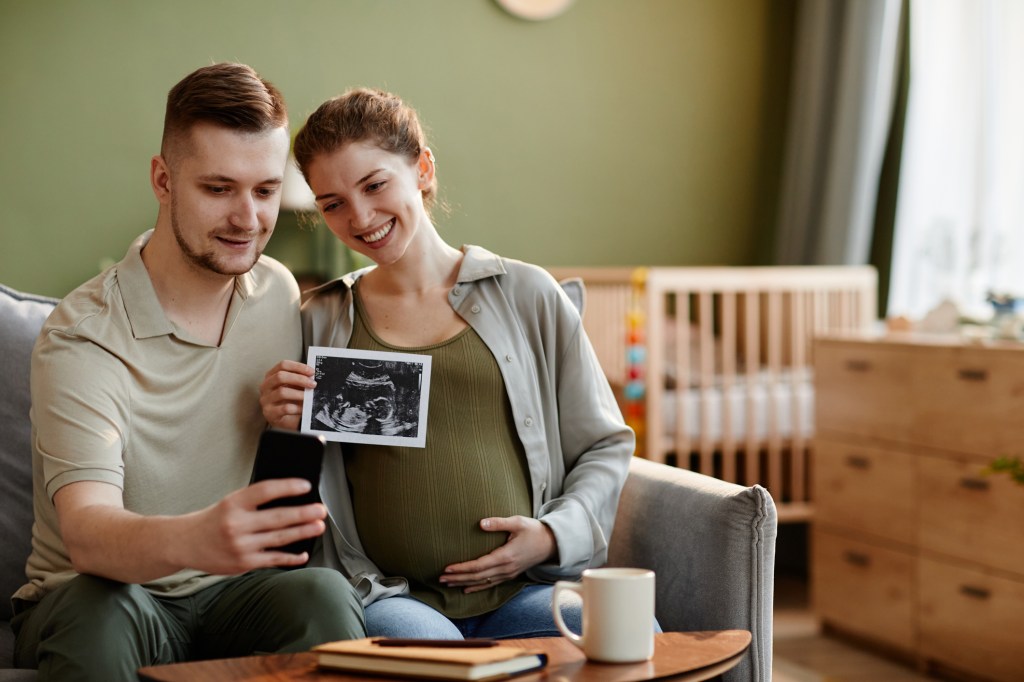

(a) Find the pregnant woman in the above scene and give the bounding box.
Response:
[260,87,634,639]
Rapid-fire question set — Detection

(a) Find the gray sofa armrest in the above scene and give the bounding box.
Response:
[608,457,777,682]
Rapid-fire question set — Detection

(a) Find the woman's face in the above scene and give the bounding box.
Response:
[308,141,432,268]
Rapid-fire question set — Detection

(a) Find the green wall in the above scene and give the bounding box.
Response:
[0,0,791,298]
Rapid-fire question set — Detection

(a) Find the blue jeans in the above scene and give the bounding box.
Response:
[364,584,582,639]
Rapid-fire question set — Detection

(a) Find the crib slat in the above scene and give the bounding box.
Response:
[766,291,783,499]
[791,290,807,504]
[673,291,691,461]
[720,292,737,483]
[744,290,760,487]
[698,291,714,476]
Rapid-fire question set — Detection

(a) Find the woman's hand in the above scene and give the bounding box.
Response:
[260,360,316,430]
[439,516,557,593]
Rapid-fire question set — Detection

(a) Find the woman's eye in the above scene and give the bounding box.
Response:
[256,187,277,198]
[366,181,385,193]
[322,201,341,213]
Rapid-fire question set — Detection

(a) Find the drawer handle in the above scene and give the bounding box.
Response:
[845,455,871,470]
[960,585,991,600]
[844,359,871,372]
[843,551,871,567]
[957,368,988,382]
[959,477,990,491]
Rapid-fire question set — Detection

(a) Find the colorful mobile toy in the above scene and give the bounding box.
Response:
[624,268,647,457]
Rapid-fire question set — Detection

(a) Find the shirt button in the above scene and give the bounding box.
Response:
[505,354,513,362]
[453,288,462,296]
[539,482,547,492]
[524,417,534,427]
[471,304,481,314]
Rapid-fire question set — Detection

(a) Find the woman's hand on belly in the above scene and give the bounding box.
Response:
[438,516,556,593]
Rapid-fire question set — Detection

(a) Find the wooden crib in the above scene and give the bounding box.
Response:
[548,266,878,521]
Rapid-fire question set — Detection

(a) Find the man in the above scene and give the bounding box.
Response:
[11,63,364,679]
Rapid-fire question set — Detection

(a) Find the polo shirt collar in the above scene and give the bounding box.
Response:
[117,230,256,341]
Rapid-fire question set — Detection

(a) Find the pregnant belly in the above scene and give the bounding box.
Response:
[358,495,525,586]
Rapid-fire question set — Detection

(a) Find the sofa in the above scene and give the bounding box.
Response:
[0,282,776,682]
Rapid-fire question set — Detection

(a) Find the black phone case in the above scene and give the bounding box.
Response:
[252,429,326,557]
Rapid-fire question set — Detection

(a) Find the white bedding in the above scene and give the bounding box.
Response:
[659,370,814,442]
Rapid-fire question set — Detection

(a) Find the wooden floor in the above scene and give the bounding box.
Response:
[772,575,933,682]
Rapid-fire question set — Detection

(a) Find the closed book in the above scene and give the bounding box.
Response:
[312,638,547,681]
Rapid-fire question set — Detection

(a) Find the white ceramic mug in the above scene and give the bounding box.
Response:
[551,567,655,663]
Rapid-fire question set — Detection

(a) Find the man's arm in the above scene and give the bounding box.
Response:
[55,478,327,583]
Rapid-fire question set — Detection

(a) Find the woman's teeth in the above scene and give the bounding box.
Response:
[363,220,393,243]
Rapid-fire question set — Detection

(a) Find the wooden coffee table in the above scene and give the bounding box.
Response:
[137,631,751,682]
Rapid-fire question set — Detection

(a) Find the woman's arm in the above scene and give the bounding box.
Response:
[531,296,635,580]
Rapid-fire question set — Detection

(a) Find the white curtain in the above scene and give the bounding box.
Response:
[775,0,903,265]
[888,0,1024,319]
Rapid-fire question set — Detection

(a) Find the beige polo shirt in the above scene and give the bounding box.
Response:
[14,231,302,603]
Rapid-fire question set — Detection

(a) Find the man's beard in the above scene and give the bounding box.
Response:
[170,196,264,276]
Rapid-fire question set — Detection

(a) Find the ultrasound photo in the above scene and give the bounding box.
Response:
[301,346,432,447]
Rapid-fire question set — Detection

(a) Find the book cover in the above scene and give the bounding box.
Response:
[312,638,547,681]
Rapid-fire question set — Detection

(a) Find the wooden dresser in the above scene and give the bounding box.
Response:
[812,334,1024,682]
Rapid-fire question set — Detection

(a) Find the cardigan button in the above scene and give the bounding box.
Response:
[453,287,462,296]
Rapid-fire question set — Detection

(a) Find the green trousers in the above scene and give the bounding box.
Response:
[12,567,365,681]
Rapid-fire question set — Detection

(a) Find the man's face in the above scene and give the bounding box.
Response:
[166,123,290,276]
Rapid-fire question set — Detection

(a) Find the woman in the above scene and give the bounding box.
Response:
[260,88,634,639]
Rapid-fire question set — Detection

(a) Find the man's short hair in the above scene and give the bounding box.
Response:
[161,62,288,162]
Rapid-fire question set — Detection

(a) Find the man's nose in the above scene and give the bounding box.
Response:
[230,194,260,230]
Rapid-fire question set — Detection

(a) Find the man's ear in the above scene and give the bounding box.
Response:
[150,155,172,204]
[417,148,435,190]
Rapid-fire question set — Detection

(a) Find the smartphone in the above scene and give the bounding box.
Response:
[252,428,326,556]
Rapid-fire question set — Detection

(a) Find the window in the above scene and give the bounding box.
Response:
[888,0,1024,320]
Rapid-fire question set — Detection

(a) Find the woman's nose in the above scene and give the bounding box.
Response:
[349,199,374,230]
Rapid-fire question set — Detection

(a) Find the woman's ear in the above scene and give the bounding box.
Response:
[417,148,435,190]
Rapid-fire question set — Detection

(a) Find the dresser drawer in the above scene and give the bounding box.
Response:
[910,345,1024,457]
[812,528,914,651]
[918,556,1024,682]
[812,438,914,544]
[917,454,1024,575]
[814,340,914,442]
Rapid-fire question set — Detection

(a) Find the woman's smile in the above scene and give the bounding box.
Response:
[360,218,395,246]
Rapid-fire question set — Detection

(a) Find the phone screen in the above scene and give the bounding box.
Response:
[252,429,326,556]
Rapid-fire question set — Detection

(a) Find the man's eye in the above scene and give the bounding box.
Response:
[207,186,228,194]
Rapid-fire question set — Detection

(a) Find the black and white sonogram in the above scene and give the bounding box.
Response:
[301,346,431,447]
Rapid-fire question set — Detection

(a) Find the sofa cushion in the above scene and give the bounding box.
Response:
[0,284,57,621]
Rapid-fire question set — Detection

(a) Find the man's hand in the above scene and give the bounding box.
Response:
[260,360,316,430]
[177,478,327,575]
[55,478,328,584]
[439,516,557,593]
